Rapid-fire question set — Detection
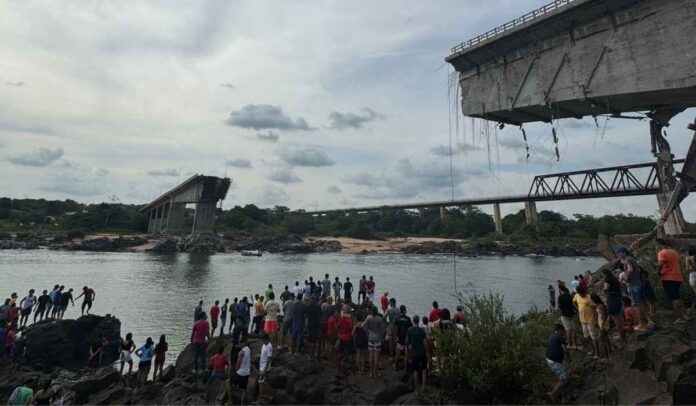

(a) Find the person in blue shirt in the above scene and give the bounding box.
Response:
[135,337,155,388]
[546,323,570,402]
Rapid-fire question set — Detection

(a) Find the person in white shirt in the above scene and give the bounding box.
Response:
[291,281,303,298]
[258,334,273,402]
[232,336,251,405]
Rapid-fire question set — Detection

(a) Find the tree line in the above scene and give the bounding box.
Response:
[0,197,664,241]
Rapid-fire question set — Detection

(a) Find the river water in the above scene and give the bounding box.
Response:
[0,249,602,362]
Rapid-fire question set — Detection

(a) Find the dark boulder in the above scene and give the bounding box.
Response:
[69,367,120,396]
[24,315,121,370]
[152,238,179,253]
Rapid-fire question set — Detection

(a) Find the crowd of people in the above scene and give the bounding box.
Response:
[186,273,467,403]
[0,285,97,363]
[544,239,696,402]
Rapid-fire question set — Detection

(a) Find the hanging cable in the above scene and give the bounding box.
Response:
[519,125,530,160]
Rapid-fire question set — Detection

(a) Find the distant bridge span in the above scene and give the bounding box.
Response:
[308,159,685,233]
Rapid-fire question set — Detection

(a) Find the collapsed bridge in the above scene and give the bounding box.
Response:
[141,175,230,235]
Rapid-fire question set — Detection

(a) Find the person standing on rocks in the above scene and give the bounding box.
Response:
[556,285,578,349]
[617,247,649,331]
[210,300,221,336]
[220,299,229,337]
[119,332,136,377]
[57,288,74,320]
[291,281,303,298]
[385,298,400,359]
[336,304,354,370]
[87,342,101,375]
[46,285,59,320]
[264,292,281,350]
[232,336,251,405]
[353,313,368,374]
[545,323,570,402]
[135,337,155,387]
[191,312,211,374]
[688,247,696,308]
[332,277,343,301]
[253,296,265,335]
[280,286,291,305]
[236,297,250,334]
[394,305,413,370]
[548,285,556,313]
[51,287,62,319]
[291,294,306,356]
[321,274,332,300]
[366,276,376,304]
[343,277,353,304]
[656,238,688,324]
[380,292,389,315]
[591,293,611,359]
[281,293,295,350]
[572,286,598,358]
[75,286,96,316]
[209,346,229,381]
[358,275,367,304]
[307,297,322,358]
[406,315,427,394]
[364,306,384,378]
[428,301,441,323]
[601,269,624,340]
[34,290,50,324]
[194,300,204,321]
[152,334,168,381]
[258,333,273,403]
[264,285,274,305]
[18,289,36,328]
[0,298,10,327]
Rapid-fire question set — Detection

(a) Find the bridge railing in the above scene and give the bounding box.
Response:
[528,160,684,199]
[449,0,578,54]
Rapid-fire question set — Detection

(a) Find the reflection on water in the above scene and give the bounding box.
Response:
[0,250,602,362]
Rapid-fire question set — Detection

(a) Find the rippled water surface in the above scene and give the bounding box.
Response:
[0,249,603,361]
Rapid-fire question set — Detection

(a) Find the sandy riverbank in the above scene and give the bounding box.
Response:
[307,236,469,254]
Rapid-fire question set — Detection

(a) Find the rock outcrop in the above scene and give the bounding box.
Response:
[23,315,121,370]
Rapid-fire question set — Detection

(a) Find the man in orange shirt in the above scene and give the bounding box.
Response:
[656,238,687,323]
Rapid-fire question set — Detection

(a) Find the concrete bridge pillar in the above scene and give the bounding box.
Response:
[524,201,538,226]
[493,203,503,234]
[440,206,446,220]
[165,201,186,234]
[192,201,217,234]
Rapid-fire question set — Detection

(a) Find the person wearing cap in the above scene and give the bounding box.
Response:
[616,247,648,331]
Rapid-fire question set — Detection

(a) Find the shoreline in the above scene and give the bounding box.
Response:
[0,232,599,257]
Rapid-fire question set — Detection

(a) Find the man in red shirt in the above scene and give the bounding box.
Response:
[428,301,441,323]
[336,305,354,369]
[380,292,389,315]
[325,309,339,363]
[366,276,376,303]
[209,347,229,381]
[191,313,210,374]
[210,301,220,336]
[656,239,687,323]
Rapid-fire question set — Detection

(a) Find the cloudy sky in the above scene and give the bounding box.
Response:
[1,0,694,219]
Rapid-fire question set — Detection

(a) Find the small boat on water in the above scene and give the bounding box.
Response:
[241,250,262,257]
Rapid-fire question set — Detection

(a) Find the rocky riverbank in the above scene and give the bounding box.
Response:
[0,314,456,405]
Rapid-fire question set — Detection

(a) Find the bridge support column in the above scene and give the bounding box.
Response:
[524,201,538,226]
[192,200,217,234]
[440,206,446,220]
[165,201,186,234]
[493,203,503,234]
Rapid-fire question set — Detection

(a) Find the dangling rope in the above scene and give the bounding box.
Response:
[519,125,530,160]
[446,66,459,298]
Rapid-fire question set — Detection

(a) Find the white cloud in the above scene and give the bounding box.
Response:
[227,104,314,132]
[268,169,301,184]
